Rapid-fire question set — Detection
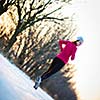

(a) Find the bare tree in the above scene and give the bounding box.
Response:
[10,15,76,77]
[0,0,16,15]
[5,0,71,53]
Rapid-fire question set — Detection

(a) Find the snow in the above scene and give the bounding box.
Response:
[0,54,54,100]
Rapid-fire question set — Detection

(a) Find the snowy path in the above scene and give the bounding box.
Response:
[0,54,54,100]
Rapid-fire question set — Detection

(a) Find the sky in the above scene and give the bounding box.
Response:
[62,0,100,100]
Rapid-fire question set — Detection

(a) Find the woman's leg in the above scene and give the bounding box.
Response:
[41,57,65,81]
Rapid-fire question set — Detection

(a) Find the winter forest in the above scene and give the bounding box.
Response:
[0,0,79,100]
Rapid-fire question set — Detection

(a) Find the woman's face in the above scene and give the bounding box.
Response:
[76,40,82,46]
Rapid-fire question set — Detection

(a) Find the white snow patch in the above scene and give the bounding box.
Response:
[0,54,54,100]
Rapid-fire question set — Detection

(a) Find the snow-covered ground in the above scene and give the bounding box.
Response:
[0,54,54,100]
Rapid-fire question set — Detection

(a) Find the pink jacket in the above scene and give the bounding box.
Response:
[56,40,77,64]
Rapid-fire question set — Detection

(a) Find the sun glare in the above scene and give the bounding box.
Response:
[62,0,100,100]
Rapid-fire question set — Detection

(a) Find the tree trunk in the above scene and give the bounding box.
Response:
[5,25,20,53]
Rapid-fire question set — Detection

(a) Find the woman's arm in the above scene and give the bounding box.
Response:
[71,48,77,60]
[59,40,68,51]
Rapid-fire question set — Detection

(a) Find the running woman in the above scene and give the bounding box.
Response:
[34,36,84,89]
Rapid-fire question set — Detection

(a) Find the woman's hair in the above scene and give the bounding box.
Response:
[72,40,79,45]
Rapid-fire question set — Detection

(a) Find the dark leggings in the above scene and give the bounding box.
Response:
[41,57,65,81]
